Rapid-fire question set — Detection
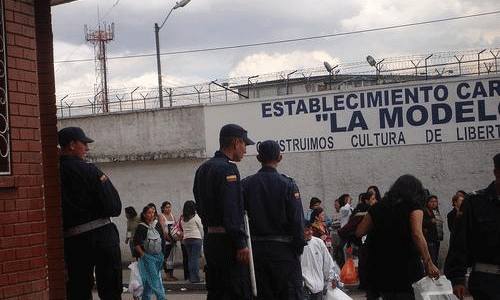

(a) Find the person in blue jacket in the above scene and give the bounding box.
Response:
[58,126,122,300]
[193,123,254,300]
[242,139,306,300]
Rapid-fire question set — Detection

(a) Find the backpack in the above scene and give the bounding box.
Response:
[141,220,162,254]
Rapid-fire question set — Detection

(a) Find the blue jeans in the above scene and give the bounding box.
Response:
[184,238,202,283]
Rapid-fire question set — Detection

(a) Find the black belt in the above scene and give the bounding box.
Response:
[207,226,226,234]
[251,236,292,243]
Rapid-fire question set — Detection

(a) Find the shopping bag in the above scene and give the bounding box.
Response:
[412,276,459,300]
[324,285,353,300]
[166,241,183,269]
[340,258,357,284]
[128,262,143,298]
[169,216,184,241]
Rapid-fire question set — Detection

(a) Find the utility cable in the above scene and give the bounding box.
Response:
[54,10,500,64]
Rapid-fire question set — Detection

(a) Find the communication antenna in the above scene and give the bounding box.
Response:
[85,21,114,113]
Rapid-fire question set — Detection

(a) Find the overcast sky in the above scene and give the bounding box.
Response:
[51,0,500,99]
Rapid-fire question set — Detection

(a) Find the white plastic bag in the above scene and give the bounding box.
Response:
[128,261,143,298]
[412,276,460,300]
[324,286,353,300]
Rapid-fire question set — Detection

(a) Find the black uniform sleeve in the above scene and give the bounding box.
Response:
[89,165,122,217]
[285,179,306,255]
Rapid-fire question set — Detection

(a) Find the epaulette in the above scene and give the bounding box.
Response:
[280,173,295,184]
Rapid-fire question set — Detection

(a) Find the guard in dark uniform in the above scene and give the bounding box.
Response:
[242,140,305,300]
[445,153,500,300]
[58,127,122,300]
[193,124,255,300]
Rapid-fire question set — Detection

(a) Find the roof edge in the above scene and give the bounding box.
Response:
[50,0,79,6]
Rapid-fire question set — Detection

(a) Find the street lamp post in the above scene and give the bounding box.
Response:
[155,0,191,108]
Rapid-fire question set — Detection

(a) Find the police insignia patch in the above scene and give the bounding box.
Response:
[100,174,108,183]
[226,175,237,182]
[294,192,300,199]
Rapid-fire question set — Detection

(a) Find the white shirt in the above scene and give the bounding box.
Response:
[301,236,337,293]
[339,204,352,228]
[181,214,203,240]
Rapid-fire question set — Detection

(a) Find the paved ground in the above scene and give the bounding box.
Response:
[92,267,470,300]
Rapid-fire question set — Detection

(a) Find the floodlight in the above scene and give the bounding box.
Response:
[366,56,376,67]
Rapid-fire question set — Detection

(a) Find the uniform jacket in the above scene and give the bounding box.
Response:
[445,181,500,285]
[242,165,305,255]
[193,151,246,249]
[59,155,121,230]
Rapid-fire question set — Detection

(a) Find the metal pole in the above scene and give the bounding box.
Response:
[244,212,257,298]
[478,49,486,75]
[155,23,163,108]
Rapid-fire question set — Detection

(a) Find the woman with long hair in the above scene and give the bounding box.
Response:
[423,195,440,265]
[310,207,332,250]
[125,206,140,260]
[134,204,166,300]
[180,200,204,283]
[356,175,440,299]
[159,201,178,281]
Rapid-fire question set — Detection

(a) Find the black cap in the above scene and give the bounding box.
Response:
[219,124,254,145]
[257,140,280,161]
[58,127,94,147]
[494,153,500,170]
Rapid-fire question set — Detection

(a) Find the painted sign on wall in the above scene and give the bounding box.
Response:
[204,75,500,156]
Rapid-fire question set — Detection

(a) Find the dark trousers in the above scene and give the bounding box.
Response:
[162,243,174,272]
[64,224,123,300]
[204,234,251,300]
[303,287,323,300]
[468,272,500,300]
[427,241,440,266]
[181,242,189,279]
[253,241,303,300]
[380,292,415,300]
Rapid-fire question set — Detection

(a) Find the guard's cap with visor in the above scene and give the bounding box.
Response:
[58,127,94,147]
[219,124,255,145]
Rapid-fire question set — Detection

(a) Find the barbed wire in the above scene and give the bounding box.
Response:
[57,47,500,118]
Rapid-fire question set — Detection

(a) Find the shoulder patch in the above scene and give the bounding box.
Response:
[226,174,237,182]
[100,174,108,183]
[293,191,301,200]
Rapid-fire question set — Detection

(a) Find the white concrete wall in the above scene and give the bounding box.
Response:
[58,103,499,266]
[59,105,207,162]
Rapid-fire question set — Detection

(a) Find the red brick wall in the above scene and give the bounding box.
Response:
[0,0,63,299]
[35,1,66,299]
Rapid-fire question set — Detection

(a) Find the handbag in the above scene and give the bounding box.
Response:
[340,257,357,284]
[412,276,459,300]
[169,216,184,242]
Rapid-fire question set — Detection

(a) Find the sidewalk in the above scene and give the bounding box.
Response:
[116,266,471,300]
[122,265,207,292]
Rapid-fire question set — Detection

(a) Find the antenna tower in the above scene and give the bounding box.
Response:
[85,22,114,113]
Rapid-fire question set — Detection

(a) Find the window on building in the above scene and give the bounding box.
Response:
[0,0,10,175]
